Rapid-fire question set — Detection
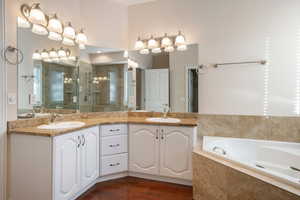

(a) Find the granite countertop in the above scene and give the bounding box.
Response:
[8,117,198,137]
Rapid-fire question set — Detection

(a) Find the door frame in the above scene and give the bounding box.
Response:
[0,0,6,199]
[185,65,198,112]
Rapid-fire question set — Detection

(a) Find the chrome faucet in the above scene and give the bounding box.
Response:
[50,113,59,123]
[162,104,170,118]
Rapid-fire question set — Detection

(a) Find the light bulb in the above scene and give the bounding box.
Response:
[177,44,187,51]
[63,22,76,39]
[17,16,31,28]
[175,31,186,46]
[161,33,172,48]
[32,50,41,60]
[152,48,161,54]
[62,37,75,46]
[28,3,47,26]
[41,50,49,59]
[75,29,88,45]
[165,46,174,52]
[79,44,86,49]
[47,14,63,33]
[140,49,149,55]
[48,31,62,41]
[148,35,158,49]
[31,24,48,35]
[134,37,144,50]
[49,48,58,58]
[58,48,67,57]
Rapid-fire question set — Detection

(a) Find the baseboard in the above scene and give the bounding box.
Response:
[96,172,128,183]
[128,172,192,186]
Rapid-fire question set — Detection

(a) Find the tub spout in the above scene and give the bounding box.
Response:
[212,146,227,155]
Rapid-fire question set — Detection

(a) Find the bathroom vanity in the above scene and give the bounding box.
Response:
[8,116,197,200]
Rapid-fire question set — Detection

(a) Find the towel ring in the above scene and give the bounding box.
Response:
[1,45,24,65]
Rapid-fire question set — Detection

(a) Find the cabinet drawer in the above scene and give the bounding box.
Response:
[100,153,128,176]
[101,124,127,137]
[101,135,128,156]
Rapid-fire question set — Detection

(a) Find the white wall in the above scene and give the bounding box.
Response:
[128,0,300,116]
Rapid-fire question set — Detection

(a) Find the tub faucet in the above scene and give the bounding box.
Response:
[162,104,170,118]
[212,146,227,155]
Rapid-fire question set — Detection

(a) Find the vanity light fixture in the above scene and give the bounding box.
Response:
[58,47,67,57]
[31,24,48,35]
[47,14,63,41]
[135,31,187,54]
[175,31,186,46]
[140,48,150,55]
[134,37,145,50]
[148,35,158,49]
[49,48,58,58]
[20,3,88,48]
[41,49,49,59]
[33,48,74,62]
[63,22,76,39]
[165,46,175,53]
[62,37,75,46]
[17,16,31,28]
[32,50,42,60]
[177,44,187,51]
[161,33,172,48]
[75,29,88,45]
[152,48,162,54]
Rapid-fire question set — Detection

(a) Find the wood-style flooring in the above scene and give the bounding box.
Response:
[77,177,193,200]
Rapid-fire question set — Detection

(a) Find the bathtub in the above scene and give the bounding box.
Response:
[203,136,300,190]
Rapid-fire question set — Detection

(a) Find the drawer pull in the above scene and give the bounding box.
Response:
[109,163,120,167]
[110,128,120,132]
[109,144,120,148]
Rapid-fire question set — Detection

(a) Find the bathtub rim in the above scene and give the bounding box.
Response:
[193,146,300,197]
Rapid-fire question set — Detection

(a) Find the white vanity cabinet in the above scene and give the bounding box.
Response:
[129,124,196,180]
[53,126,100,200]
[9,126,100,200]
[100,124,128,176]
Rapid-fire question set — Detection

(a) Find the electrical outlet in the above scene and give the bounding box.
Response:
[8,93,17,105]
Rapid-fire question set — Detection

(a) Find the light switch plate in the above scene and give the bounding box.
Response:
[8,93,16,105]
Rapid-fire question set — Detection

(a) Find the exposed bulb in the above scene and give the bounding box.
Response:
[32,24,48,35]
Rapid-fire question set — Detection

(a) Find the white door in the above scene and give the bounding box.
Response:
[129,124,160,175]
[159,126,193,180]
[145,69,169,111]
[53,131,81,200]
[80,126,99,189]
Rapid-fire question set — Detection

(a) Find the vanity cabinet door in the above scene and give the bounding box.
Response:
[129,124,160,175]
[53,131,81,200]
[159,126,194,180]
[80,126,100,189]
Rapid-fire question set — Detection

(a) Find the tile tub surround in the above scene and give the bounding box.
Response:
[192,150,300,200]
[198,114,300,143]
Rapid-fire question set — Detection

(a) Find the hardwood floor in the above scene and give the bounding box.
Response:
[77,177,193,200]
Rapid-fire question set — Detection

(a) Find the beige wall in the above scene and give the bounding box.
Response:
[128,0,300,116]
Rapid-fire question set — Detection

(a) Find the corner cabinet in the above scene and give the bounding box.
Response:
[129,124,196,180]
[53,126,99,200]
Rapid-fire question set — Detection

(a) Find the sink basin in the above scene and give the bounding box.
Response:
[146,117,181,123]
[37,121,86,130]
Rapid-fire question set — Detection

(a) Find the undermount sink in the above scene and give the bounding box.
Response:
[37,121,86,130]
[146,117,181,123]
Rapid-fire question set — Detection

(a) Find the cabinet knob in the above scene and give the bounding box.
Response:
[109,144,120,148]
[109,163,120,167]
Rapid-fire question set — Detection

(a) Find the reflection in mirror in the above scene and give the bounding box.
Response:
[78,47,128,112]
[127,44,199,113]
[17,28,79,118]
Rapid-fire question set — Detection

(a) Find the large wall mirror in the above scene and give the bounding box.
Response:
[17,25,199,118]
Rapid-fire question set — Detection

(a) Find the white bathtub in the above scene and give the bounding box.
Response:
[203,136,300,189]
